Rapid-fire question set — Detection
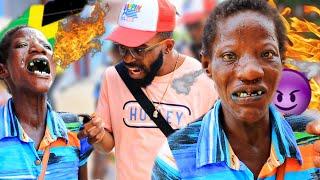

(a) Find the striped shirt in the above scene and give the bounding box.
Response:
[0,98,92,180]
[152,100,320,179]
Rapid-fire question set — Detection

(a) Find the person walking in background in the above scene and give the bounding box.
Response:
[180,0,216,61]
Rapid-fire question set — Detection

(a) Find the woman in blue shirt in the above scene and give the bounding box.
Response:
[152,0,320,179]
[0,26,90,180]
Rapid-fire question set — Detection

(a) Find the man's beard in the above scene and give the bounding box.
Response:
[129,53,163,87]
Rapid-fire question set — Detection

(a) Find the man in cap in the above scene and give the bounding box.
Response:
[85,0,218,179]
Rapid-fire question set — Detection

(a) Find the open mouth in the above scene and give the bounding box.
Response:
[232,89,266,99]
[126,66,143,76]
[27,58,50,76]
[231,85,268,104]
[275,104,297,111]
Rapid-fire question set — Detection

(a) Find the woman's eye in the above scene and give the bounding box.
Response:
[222,52,237,62]
[44,44,52,50]
[261,51,276,59]
[16,42,27,48]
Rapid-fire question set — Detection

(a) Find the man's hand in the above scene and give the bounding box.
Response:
[78,113,114,154]
[306,120,320,167]
[78,113,106,144]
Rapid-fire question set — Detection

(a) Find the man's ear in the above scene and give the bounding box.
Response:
[0,63,9,79]
[201,55,212,78]
[165,39,175,52]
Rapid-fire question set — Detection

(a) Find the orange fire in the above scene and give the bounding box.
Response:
[309,79,320,111]
[268,0,320,111]
[283,6,320,111]
[285,18,320,62]
[53,3,108,68]
[304,5,320,16]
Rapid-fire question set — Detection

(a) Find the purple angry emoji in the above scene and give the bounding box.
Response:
[273,69,311,116]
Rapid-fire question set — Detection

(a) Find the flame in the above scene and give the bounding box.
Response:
[283,8,320,62]
[281,7,291,16]
[304,5,320,16]
[277,4,320,111]
[53,3,108,68]
[267,0,277,9]
[268,0,320,111]
[281,6,320,62]
[309,79,320,111]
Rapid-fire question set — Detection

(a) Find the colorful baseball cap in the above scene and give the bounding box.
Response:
[180,0,216,25]
[107,0,176,47]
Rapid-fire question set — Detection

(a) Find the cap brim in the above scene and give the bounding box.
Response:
[107,26,157,47]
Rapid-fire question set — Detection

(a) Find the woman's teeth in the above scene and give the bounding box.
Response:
[34,70,49,76]
[237,91,263,98]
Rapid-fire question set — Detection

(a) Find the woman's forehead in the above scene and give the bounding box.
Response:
[13,28,48,42]
[215,11,277,43]
[228,12,273,30]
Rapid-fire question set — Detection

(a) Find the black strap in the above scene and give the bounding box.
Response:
[115,63,175,137]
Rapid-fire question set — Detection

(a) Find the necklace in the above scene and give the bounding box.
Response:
[145,53,180,118]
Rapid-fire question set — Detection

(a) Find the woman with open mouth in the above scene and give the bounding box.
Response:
[0,26,90,180]
[152,0,320,179]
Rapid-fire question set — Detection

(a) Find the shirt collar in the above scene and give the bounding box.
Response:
[196,100,302,170]
[0,98,68,143]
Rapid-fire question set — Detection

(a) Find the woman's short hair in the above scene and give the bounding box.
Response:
[202,0,287,61]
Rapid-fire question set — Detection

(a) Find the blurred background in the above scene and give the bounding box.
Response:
[0,0,319,179]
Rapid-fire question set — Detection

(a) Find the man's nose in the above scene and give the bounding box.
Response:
[123,52,136,64]
[236,56,264,84]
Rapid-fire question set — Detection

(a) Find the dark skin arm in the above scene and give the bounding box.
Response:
[79,164,88,180]
[78,113,115,154]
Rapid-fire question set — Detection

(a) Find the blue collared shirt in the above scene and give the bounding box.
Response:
[152,100,319,179]
[0,98,91,179]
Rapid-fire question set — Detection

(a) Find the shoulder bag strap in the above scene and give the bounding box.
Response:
[115,63,175,137]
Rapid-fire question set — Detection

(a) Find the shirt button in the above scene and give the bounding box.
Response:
[35,159,41,166]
